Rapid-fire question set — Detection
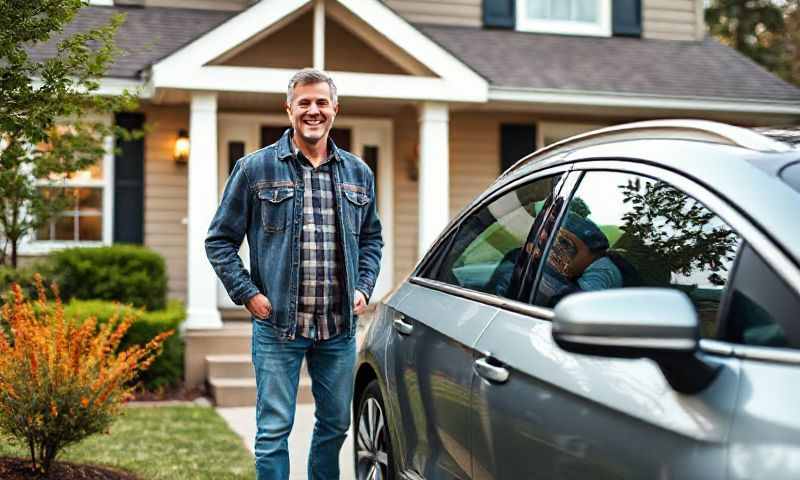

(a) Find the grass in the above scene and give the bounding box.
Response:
[0,405,255,480]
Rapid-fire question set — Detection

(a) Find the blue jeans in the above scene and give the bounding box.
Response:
[251,318,356,480]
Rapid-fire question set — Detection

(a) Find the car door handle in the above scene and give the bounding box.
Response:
[393,315,413,335]
[474,357,509,384]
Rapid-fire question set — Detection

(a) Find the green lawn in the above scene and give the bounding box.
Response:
[0,405,255,480]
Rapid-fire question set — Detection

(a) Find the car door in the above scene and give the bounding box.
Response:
[388,170,568,479]
[470,165,747,479]
[719,243,800,480]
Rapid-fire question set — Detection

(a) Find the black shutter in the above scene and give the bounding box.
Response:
[500,124,536,173]
[613,0,642,37]
[483,0,515,29]
[113,112,145,244]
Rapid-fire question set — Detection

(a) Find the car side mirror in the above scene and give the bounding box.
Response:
[552,288,719,394]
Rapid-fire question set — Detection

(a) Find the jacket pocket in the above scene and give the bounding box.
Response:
[343,189,369,235]
[258,186,295,232]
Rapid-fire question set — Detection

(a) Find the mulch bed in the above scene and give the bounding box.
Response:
[0,457,141,480]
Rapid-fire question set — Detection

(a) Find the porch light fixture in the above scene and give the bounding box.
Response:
[174,129,190,163]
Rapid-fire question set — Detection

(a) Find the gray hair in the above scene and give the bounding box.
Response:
[287,68,338,105]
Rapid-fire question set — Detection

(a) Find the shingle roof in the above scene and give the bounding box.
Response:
[28,6,800,104]
[418,24,800,102]
[28,6,236,79]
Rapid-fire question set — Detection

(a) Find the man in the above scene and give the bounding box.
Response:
[205,68,383,480]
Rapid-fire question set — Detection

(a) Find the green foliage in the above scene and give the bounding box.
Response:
[62,299,185,391]
[0,0,139,267]
[706,0,799,86]
[0,261,56,300]
[49,245,168,310]
[618,178,738,286]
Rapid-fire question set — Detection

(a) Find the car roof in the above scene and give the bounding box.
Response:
[502,119,796,180]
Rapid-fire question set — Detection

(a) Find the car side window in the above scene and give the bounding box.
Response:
[722,244,800,349]
[534,171,741,337]
[425,174,563,299]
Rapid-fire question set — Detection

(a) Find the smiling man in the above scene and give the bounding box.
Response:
[205,68,383,480]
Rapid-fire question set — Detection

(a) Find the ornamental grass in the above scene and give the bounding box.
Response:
[0,276,174,477]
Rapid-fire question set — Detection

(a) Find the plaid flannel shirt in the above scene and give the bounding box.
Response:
[293,142,344,340]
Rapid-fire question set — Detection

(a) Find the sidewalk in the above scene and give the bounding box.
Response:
[217,404,355,480]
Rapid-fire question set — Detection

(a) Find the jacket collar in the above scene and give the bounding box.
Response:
[277,128,340,162]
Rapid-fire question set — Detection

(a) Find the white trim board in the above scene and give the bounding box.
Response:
[149,0,487,103]
[489,87,800,115]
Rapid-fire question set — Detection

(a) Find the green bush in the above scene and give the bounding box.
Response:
[62,299,185,391]
[0,261,56,299]
[49,245,168,310]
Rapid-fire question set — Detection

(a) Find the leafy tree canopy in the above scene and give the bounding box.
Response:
[0,0,138,267]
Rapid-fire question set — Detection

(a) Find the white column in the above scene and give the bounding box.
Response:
[417,102,449,258]
[185,92,222,329]
[313,0,325,70]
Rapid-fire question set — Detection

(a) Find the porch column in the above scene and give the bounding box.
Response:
[185,92,222,329]
[417,102,449,258]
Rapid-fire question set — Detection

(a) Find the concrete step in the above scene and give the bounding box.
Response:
[210,377,313,407]
[206,354,310,380]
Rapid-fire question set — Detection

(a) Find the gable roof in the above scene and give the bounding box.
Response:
[419,24,800,103]
[27,5,800,106]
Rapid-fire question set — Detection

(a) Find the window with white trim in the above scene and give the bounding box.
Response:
[517,0,612,37]
[36,167,105,242]
[19,130,114,254]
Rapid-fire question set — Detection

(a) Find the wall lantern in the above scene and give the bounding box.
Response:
[174,129,190,163]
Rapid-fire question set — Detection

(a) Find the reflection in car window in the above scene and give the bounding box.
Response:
[724,244,800,349]
[535,171,741,337]
[427,175,563,299]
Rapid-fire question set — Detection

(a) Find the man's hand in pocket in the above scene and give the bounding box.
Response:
[246,293,272,319]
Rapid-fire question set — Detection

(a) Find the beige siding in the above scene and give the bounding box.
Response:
[221,11,313,69]
[643,0,704,41]
[142,104,189,301]
[384,0,482,27]
[326,16,409,74]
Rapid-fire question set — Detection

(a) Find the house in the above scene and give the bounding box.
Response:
[25,0,800,405]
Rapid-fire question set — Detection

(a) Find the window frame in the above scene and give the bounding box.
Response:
[18,130,115,256]
[515,0,612,37]
[413,164,574,305]
[412,157,800,365]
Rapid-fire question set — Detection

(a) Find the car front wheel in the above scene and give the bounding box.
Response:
[355,379,395,480]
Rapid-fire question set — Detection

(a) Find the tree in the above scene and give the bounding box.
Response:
[706,0,800,86]
[0,0,138,268]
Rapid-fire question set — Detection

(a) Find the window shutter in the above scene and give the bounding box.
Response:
[500,124,536,173]
[483,0,515,29]
[613,0,642,37]
[113,112,145,244]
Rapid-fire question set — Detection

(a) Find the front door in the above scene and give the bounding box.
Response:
[217,114,394,310]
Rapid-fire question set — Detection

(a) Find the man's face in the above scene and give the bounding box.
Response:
[286,81,338,146]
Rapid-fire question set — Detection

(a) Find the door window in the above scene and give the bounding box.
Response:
[424,174,564,299]
[723,244,800,349]
[534,171,741,337]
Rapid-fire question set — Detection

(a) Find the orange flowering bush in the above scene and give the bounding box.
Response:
[0,277,173,476]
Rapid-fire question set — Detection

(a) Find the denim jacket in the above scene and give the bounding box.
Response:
[205,129,383,340]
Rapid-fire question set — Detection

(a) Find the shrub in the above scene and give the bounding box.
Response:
[0,261,56,300]
[0,279,173,476]
[62,299,185,391]
[48,245,167,310]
